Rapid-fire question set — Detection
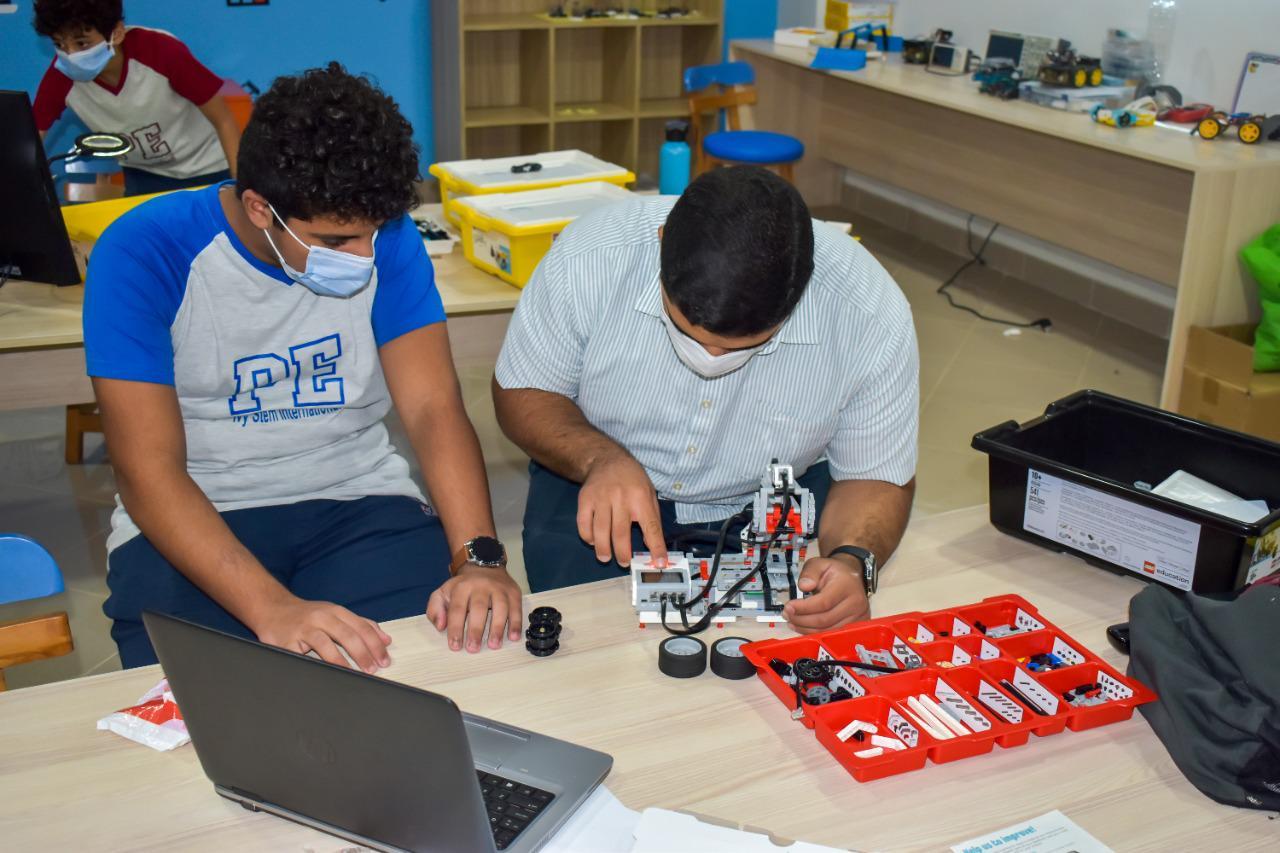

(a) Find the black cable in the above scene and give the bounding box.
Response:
[661,523,787,637]
[936,214,1052,331]
[789,657,901,711]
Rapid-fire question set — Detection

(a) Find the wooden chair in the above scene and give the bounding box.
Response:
[683,61,805,182]
[0,534,74,691]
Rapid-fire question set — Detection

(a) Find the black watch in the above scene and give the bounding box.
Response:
[450,536,507,575]
[828,545,878,597]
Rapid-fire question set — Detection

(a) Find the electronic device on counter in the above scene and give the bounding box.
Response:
[144,611,611,852]
[631,460,815,632]
[985,30,1062,79]
[928,41,976,75]
[0,90,81,286]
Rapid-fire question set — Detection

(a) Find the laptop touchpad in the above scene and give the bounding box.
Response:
[467,720,529,768]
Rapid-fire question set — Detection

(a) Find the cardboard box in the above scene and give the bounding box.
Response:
[1179,324,1280,443]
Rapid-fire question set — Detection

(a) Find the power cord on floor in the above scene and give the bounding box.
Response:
[937,215,1052,331]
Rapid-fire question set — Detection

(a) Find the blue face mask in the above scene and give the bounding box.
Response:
[55,39,115,82]
[262,204,376,298]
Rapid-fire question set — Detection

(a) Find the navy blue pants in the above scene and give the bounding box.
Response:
[122,167,232,197]
[104,495,451,668]
[521,461,832,592]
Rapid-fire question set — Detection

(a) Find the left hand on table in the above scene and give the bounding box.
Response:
[782,555,870,633]
[427,565,524,653]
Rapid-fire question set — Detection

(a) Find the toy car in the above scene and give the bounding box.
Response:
[974,58,1021,99]
[1091,100,1156,129]
[1193,111,1280,143]
[1037,41,1103,88]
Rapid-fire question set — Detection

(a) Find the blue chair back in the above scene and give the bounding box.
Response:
[0,534,64,605]
[684,61,755,94]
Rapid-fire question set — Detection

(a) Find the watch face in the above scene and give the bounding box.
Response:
[469,537,505,565]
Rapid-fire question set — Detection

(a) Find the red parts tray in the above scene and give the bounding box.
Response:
[741,594,1156,782]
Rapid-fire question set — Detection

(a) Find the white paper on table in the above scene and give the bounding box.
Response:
[541,784,640,853]
[949,809,1113,853]
[631,808,852,853]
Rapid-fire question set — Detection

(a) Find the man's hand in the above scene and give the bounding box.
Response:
[427,565,524,653]
[252,595,393,673]
[576,451,667,568]
[782,555,870,633]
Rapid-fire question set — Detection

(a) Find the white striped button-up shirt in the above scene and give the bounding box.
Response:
[495,196,919,524]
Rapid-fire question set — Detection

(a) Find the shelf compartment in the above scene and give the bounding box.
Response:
[464,28,552,125]
[554,25,638,118]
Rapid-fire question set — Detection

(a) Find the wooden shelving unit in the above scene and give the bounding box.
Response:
[433,1,723,186]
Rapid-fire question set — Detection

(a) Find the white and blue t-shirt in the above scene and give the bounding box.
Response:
[85,183,443,551]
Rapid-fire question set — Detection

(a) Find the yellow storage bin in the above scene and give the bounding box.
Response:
[59,191,173,243]
[454,182,634,288]
[429,150,634,228]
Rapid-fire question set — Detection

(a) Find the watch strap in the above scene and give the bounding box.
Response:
[828,545,877,595]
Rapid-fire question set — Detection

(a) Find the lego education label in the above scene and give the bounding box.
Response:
[950,809,1113,853]
[1022,470,1200,591]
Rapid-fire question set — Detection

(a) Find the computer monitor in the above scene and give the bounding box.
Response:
[0,90,81,285]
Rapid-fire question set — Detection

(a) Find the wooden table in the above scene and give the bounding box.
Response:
[0,506,1269,851]
[0,203,519,411]
[732,40,1280,411]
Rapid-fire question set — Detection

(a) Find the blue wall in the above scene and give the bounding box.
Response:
[0,0,434,169]
[723,0,778,59]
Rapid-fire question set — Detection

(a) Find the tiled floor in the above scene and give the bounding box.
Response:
[0,211,1166,690]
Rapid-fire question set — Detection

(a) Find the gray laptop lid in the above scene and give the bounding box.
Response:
[143,611,494,853]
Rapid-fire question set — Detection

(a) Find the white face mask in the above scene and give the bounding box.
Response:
[660,305,770,378]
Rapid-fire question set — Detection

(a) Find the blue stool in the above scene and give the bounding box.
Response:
[683,61,805,182]
[0,534,74,690]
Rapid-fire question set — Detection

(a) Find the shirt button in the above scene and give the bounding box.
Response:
[673,482,683,491]
[687,445,697,454]
[701,400,712,409]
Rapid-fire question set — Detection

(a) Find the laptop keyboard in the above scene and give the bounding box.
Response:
[476,769,556,850]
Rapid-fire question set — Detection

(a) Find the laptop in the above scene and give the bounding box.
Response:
[143,611,612,853]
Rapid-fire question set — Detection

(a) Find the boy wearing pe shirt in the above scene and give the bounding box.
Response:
[32,0,241,196]
[85,64,520,669]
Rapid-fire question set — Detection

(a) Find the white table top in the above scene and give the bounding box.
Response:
[733,39,1280,174]
[0,204,519,353]
[0,506,1271,851]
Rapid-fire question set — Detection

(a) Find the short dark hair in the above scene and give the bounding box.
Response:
[236,62,420,224]
[33,0,122,39]
[660,166,814,337]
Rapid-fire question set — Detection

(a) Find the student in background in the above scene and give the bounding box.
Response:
[85,64,520,669]
[32,0,241,196]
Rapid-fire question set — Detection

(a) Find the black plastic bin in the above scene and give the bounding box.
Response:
[972,390,1280,594]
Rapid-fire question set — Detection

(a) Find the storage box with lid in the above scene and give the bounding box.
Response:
[452,181,634,288]
[428,150,635,228]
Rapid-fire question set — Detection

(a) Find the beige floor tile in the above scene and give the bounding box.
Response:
[959,314,1098,375]
[913,314,972,405]
[0,482,113,595]
[913,444,990,513]
[937,349,1085,413]
[1081,317,1169,388]
[0,587,116,690]
[920,390,1042,454]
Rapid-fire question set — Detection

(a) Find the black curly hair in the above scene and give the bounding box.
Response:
[236,62,421,224]
[33,0,122,39]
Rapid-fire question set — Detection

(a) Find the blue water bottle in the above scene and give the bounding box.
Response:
[659,120,691,195]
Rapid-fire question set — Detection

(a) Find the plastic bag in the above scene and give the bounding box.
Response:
[1241,223,1280,372]
[96,679,189,751]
